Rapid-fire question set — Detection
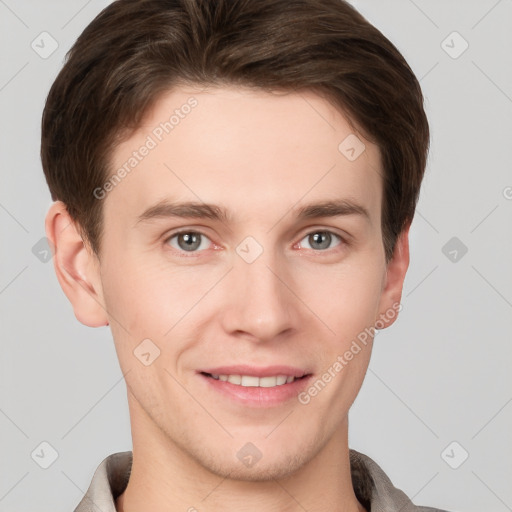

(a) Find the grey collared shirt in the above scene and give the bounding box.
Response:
[73,449,451,511]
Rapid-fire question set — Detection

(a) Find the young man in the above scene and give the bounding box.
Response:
[41,0,450,510]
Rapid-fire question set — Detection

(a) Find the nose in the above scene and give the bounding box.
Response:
[219,242,297,343]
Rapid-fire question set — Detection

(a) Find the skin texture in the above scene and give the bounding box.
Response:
[46,86,410,512]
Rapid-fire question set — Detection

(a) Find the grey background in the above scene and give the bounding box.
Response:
[1,0,511,511]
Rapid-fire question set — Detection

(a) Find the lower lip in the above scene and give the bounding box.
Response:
[200,373,313,407]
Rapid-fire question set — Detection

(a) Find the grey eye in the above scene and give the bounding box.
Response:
[167,231,210,252]
[300,231,341,251]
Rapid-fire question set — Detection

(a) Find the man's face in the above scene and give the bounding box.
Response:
[94,86,402,480]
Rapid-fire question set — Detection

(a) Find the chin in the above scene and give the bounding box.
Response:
[213,457,306,482]
[192,442,314,483]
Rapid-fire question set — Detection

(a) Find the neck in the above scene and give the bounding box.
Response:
[116,392,366,512]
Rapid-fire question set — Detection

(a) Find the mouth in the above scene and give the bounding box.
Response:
[198,366,313,407]
[200,372,309,388]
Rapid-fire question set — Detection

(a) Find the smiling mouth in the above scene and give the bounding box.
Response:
[201,372,310,388]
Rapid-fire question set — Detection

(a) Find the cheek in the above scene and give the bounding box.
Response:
[101,253,184,329]
[305,259,384,337]
[100,254,224,369]
[300,265,382,412]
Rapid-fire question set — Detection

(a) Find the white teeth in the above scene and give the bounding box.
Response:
[211,374,296,387]
[259,376,278,387]
[241,375,260,387]
[227,375,241,385]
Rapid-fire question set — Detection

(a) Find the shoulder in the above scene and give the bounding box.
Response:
[73,451,132,512]
[349,449,453,511]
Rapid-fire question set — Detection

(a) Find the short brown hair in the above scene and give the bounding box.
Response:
[41,0,429,263]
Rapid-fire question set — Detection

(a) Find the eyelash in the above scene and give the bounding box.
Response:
[163,228,347,257]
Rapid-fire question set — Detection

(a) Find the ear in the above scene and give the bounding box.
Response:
[375,222,411,330]
[45,201,109,327]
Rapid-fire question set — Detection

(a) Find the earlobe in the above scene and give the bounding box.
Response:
[375,222,411,330]
[45,201,109,328]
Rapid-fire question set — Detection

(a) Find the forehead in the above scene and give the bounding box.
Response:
[104,85,383,228]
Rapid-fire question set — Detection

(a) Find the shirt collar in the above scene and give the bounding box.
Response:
[73,449,441,511]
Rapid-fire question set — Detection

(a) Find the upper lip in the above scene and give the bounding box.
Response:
[199,365,310,378]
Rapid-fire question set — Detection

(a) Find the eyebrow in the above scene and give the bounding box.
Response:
[134,198,370,226]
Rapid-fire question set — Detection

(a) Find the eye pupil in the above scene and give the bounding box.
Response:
[309,232,331,250]
[178,232,201,251]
